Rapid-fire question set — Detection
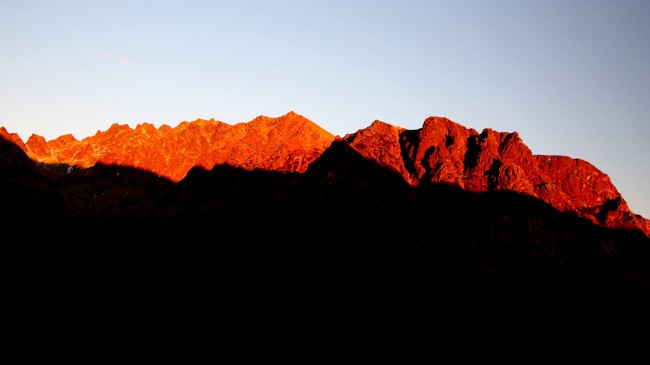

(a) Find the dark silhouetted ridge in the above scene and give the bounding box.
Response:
[2,113,649,328]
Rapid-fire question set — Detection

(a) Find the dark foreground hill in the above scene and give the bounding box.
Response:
[2,112,650,329]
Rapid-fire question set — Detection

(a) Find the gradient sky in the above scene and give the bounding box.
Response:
[1,0,649,218]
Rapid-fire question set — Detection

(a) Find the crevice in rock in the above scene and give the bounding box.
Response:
[464,134,480,170]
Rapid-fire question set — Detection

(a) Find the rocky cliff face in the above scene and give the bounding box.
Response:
[2,111,650,303]
[344,116,649,237]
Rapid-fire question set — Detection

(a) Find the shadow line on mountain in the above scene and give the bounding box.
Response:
[3,135,650,303]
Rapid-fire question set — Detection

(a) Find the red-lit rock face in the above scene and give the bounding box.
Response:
[4,112,648,237]
[345,116,649,237]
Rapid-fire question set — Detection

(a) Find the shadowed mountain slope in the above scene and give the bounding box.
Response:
[2,112,650,307]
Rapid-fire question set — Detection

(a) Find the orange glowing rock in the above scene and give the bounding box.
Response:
[21,111,335,182]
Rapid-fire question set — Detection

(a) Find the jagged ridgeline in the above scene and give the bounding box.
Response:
[2,111,649,301]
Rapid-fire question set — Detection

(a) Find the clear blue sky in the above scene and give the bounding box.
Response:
[1,0,649,218]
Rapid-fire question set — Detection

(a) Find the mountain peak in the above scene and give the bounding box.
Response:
[3,113,648,236]
[20,113,335,182]
[341,116,649,236]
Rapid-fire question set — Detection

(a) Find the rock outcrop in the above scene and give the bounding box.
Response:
[20,111,335,182]
[344,116,650,237]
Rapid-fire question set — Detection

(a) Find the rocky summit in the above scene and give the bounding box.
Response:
[19,111,335,181]
[2,111,650,314]
[344,116,649,237]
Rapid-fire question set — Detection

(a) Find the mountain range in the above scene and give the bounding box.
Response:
[3,111,649,310]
